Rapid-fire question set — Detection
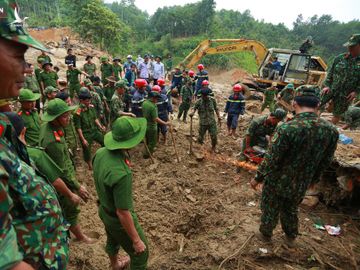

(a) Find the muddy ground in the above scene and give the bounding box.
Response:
[25,29,360,269]
[67,80,360,270]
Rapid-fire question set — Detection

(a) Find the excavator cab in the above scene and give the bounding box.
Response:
[258,49,311,87]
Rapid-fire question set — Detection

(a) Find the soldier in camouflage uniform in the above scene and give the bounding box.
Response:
[43,86,59,112]
[251,85,338,247]
[321,34,360,124]
[74,89,106,169]
[92,76,109,126]
[189,82,221,152]
[17,89,41,147]
[0,2,69,268]
[261,82,277,113]
[178,78,193,123]
[238,108,286,163]
[277,83,295,112]
[110,80,136,125]
[84,80,105,121]
[342,106,360,130]
[39,98,94,244]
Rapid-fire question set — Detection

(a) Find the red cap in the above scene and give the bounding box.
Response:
[233,84,243,92]
[197,64,204,70]
[201,80,209,86]
[188,70,195,77]
[152,85,161,92]
[134,79,148,87]
[157,78,165,86]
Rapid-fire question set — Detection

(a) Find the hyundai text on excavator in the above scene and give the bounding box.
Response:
[179,39,327,90]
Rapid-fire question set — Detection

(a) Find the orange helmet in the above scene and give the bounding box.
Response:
[188,70,195,77]
[201,80,209,86]
[152,85,161,92]
[134,79,148,88]
[157,78,165,86]
[197,64,204,70]
[233,84,243,92]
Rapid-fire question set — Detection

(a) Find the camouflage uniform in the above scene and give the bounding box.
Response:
[344,106,360,129]
[193,96,219,148]
[1,114,69,269]
[0,3,68,268]
[64,114,78,162]
[39,122,81,227]
[24,74,41,94]
[261,88,276,112]
[178,84,193,122]
[110,92,125,125]
[322,52,360,116]
[255,112,338,238]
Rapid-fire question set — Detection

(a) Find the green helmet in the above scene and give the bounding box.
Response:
[271,108,287,120]
[44,86,58,94]
[100,55,108,62]
[295,85,320,99]
[115,80,127,89]
[19,88,40,101]
[0,1,48,51]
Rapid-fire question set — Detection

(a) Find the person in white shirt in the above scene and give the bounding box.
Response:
[152,56,165,85]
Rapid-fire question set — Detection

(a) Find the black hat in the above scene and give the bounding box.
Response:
[155,55,162,60]
[55,91,70,101]
[85,55,93,60]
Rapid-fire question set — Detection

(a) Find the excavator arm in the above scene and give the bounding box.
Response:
[179,39,268,69]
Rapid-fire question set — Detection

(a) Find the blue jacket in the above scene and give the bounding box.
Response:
[131,89,147,112]
[157,94,172,117]
[125,70,136,86]
[195,70,209,90]
[171,71,183,87]
[224,93,245,115]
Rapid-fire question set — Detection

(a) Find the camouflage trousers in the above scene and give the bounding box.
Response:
[261,100,275,112]
[321,93,351,117]
[198,123,217,148]
[260,184,301,238]
[178,102,191,121]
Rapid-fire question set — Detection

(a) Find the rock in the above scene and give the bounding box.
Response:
[185,194,197,202]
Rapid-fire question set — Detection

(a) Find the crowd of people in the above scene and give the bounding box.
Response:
[1,1,360,270]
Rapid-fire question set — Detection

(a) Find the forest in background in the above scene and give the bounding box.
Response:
[18,0,360,72]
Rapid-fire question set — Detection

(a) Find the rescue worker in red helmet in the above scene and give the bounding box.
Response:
[195,64,209,95]
[131,79,148,117]
[224,84,246,137]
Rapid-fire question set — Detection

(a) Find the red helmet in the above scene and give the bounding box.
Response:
[134,79,148,88]
[188,70,195,77]
[157,78,165,86]
[201,80,209,86]
[197,64,204,70]
[233,84,243,92]
[152,85,161,92]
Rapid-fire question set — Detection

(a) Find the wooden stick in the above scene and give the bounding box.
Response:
[143,139,155,164]
[189,116,194,155]
[218,233,254,270]
[169,124,180,162]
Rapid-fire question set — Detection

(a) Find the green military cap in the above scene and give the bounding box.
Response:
[0,1,48,51]
[42,61,53,68]
[19,88,41,101]
[295,85,320,99]
[104,116,147,150]
[113,56,121,62]
[115,80,127,88]
[285,83,294,89]
[100,55,108,61]
[271,108,287,120]
[83,79,93,86]
[343,34,360,47]
[44,86,58,94]
[42,98,76,122]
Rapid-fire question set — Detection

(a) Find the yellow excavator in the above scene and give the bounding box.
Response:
[179,39,327,89]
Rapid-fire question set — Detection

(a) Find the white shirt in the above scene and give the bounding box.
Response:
[153,62,165,79]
